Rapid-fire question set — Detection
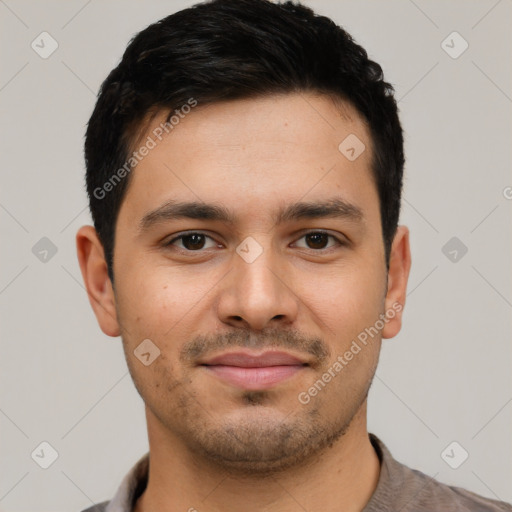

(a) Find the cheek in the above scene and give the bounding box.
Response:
[125,343,189,419]
[115,266,222,376]
[116,268,200,333]
[303,263,385,334]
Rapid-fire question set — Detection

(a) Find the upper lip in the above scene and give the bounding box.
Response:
[200,350,308,367]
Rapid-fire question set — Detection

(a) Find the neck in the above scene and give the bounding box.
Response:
[134,401,381,512]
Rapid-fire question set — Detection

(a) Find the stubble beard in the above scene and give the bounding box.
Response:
[157,377,373,478]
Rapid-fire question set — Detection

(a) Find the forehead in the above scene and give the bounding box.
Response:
[118,92,378,229]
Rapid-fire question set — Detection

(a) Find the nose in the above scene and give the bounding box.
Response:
[216,239,299,331]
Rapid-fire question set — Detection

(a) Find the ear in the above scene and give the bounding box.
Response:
[76,225,121,337]
[382,225,411,339]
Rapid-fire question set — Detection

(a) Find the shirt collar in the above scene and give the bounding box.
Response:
[104,433,393,512]
[105,452,149,512]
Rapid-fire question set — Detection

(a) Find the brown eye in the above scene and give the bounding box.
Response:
[181,234,206,250]
[294,231,340,251]
[305,232,329,249]
[166,233,218,251]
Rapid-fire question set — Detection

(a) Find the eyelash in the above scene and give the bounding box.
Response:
[164,230,345,253]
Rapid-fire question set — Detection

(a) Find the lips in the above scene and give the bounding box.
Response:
[200,351,308,390]
[202,351,305,367]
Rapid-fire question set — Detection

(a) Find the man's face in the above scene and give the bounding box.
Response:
[84,92,408,474]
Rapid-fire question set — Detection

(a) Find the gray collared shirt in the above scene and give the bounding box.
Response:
[80,433,512,512]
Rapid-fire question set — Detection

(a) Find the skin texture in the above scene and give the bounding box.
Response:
[76,92,411,512]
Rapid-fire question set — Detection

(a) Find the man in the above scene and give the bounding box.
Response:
[76,0,512,511]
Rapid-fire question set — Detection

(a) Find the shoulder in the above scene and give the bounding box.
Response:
[77,451,149,512]
[406,466,512,511]
[367,434,512,512]
[79,500,110,512]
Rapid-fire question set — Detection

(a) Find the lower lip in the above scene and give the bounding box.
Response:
[203,365,305,390]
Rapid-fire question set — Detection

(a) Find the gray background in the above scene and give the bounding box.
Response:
[1,0,511,511]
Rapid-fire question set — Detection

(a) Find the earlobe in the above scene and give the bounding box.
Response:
[76,225,121,337]
[382,225,411,339]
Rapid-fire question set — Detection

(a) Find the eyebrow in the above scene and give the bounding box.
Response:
[138,197,364,233]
